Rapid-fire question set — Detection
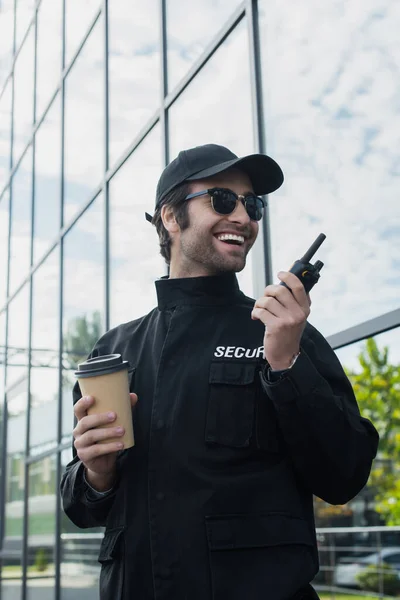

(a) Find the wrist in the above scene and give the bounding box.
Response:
[85,468,117,492]
[268,350,300,372]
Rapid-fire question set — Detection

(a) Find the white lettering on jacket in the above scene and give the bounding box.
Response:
[214,346,265,359]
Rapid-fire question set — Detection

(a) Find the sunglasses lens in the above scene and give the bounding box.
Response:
[212,189,237,215]
[245,196,264,221]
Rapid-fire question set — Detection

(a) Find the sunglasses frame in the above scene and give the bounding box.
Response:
[185,187,266,221]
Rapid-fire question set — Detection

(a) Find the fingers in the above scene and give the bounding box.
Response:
[74,408,117,437]
[74,395,93,421]
[76,440,123,464]
[74,424,124,450]
[277,272,310,314]
[130,393,138,407]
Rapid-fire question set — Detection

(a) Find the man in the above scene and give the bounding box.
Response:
[61,144,379,600]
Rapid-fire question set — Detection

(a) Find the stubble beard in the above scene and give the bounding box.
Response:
[179,232,251,276]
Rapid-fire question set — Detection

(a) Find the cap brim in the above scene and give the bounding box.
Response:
[186,153,284,195]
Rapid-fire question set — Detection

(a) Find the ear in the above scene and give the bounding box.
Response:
[161,205,180,234]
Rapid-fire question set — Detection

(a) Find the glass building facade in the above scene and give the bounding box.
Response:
[0,0,399,598]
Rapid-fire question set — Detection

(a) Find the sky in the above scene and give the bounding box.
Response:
[0,0,399,433]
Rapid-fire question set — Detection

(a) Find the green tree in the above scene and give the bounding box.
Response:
[64,311,102,369]
[346,337,400,524]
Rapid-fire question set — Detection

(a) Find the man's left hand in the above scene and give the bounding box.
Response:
[251,271,311,370]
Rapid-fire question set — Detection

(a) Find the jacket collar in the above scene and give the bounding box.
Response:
[155,273,244,310]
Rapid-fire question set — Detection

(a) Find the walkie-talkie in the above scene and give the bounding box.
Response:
[281,233,326,293]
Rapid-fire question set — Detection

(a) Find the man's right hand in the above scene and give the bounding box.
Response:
[73,394,138,492]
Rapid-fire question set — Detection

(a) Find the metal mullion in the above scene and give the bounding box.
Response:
[104,0,110,332]
[327,308,400,350]
[160,0,169,168]
[246,0,272,296]
[55,0,67,595]
[163,1,246,111]
[0,6,102,202]
[0,0,44,102]
[105,112,160,183]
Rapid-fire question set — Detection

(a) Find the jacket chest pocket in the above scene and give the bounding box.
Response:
[205,362,256,448]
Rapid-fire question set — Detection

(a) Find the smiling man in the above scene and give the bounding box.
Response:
[61,144,379,600]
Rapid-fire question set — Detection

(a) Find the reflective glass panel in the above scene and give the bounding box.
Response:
[0,311,5,494]
[0,0,14,90]
[15,0,35,51]
[62,195,105,438]
[27,456,57,599]
[9,146,32,296]
[259,0,400,336]
[166,0,243,92]
[0,189,10,308]
[65,0,101,66]
[60,447,102,600]
[33,94,62,264]
[108,0,160,168]
[0,80,12,193]
[64,18,104,224]
[30,249,60,456]
[4,286,29,577]
[36,0,63,120]
[109,125,164,327]
[13,28,34,162]
[315,327,400,594]
[168,20,257,297]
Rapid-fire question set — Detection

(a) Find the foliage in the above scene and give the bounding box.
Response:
[34,548,49,572]
[64,311,102,369]
[356,562,400,595]
[346,337,400,525]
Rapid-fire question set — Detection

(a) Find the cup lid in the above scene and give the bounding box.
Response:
[75,353,130,378]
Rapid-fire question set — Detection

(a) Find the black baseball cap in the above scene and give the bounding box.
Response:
[145,143,284,222]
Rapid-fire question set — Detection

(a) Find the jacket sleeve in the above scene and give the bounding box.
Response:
[260,323,379,505]
[60,343,119,529]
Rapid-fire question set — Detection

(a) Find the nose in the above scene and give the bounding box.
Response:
[228,198,251,225]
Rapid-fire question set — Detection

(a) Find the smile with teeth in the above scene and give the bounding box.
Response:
[216,233,245,245]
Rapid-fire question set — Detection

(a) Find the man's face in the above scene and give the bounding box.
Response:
[169,169,259,278]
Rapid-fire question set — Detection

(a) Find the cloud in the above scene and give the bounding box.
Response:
[258,0,400,336]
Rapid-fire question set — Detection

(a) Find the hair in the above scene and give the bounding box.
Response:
[151,183,191,264]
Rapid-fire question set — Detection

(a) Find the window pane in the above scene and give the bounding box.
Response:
[36,0,63,120]
[65,0,101,66]
[6,283,29,390]
[0,311,6,493]
[13,28,34,162]
[168,20,257,297]
[15,0,35,51]
[60,447,102,600]
[109,126,164,327]
[0,80,12,193]
[0,189,10,308]
[108,0,160,168]
[30,249,59,456]
[259,0,400,336]
[166,0,243,92]
[64,19,104,224]
[0,0,15,90]
[62,195,105,438]
[27,456,57,599]
[9,146,32,296]
[4,287,29,554]
[33,95,62,264]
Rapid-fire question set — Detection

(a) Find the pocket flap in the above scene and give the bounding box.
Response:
[98,527,124,563]
[205,513,313,551]
[209,362,256,385]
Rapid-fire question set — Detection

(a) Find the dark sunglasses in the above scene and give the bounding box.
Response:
[185,187,266,222]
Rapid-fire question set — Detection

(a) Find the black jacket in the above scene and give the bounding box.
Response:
[61,274,379,600]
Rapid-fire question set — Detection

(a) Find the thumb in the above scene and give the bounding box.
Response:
[129,393,138,407]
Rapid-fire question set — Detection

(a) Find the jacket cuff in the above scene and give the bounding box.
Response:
[260,349,320,408]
